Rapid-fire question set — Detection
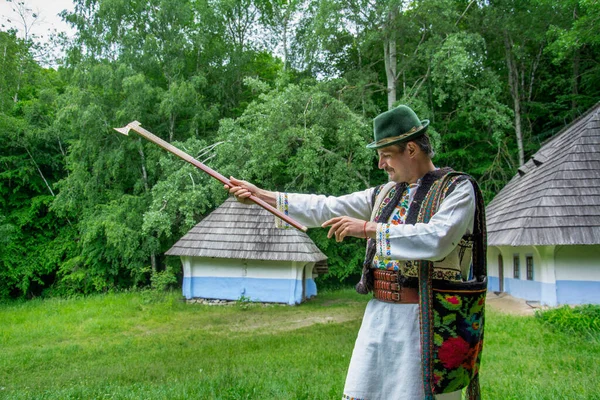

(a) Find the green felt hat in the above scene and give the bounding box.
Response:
[366,105,429,149]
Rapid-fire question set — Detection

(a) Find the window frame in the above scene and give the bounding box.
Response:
[513,254,520,279]
[526,255,534,281]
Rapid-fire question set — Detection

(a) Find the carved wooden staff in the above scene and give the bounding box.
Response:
[114,121,308,232]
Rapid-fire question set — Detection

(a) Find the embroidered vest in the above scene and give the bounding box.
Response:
[356,169,487,399]
[356,167,464,293]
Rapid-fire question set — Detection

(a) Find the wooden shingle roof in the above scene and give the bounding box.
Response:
[165,197,328,263]
[486,103,600,246]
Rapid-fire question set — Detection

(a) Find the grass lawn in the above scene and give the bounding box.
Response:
[0,289,599,399]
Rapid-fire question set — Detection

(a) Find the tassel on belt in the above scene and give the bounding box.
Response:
[373,269,419,304]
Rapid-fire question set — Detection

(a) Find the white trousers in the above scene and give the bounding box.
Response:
[343,300,463,400]
[436,391,462,400]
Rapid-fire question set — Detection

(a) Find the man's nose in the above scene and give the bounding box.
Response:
[378,158,386,169]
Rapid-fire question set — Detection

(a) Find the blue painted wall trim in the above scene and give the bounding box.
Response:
[306,279,317,299]
[488,276,499,292]
[504,278,542,302]
[488,278,600,306]
[183,277,314,305]
[556,280,600,305]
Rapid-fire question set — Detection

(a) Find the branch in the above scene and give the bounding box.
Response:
[455,0,476,27]
[25,147,55,197]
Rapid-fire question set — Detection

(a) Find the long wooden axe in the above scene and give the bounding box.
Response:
[114,121,308,232]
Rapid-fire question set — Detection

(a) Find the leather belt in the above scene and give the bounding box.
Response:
[373,269,419,304]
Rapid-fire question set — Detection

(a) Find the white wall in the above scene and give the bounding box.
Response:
[181,257,316,305]
[555,245,600,281]
[554,245,600,304]
[488,244,600,305]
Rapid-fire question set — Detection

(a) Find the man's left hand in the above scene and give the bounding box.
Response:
[322,216,372,242]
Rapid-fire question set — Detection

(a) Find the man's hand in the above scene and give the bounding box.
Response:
[322,217,374,242]
[224,177,276,207]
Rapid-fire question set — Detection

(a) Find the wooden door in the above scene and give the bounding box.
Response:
[498,254,504,292]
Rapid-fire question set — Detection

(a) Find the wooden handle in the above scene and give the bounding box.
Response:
[120,121,308,232]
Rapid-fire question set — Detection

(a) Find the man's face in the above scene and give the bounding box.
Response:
[377,144,409,183]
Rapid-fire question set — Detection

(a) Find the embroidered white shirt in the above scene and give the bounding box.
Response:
[276,179,475,262]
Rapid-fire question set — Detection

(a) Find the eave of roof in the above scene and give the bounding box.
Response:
[486,103,600,246]
[165,198,327,262]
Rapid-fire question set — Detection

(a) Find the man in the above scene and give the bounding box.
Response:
[227,105,486,400]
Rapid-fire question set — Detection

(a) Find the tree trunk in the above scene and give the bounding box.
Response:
[169,113,175,143]
[150,252,157,273]
[504,32,525,166]
[572,47,580,112]
[384,34,397,110]
[1,43,6,111]
[282,13,289,72]
[138,139,149,192]
[137,139,156,272]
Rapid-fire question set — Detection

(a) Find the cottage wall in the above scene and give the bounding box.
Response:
[487,245,555,305]
[487,244,600,306]
[181,256,316,305]
[555,245,600,304]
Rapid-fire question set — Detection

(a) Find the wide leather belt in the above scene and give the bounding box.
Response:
[373,269,419,304]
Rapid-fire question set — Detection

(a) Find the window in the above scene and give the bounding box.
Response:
[526,256,534,280]
[513,255,520,279]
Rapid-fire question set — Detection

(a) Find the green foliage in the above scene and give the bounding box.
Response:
[214,81,374,281]
[535,305,600,342]
[215,81,374,194]
[545,0,600,59]
[1,0,600,298]
[309,229,365,285]
[150,265,179,291]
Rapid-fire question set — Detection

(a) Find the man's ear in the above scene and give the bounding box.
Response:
[406,141,418,158]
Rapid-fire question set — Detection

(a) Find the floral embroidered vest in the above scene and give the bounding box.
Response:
[356,167,467,293]
[355,168,487,400]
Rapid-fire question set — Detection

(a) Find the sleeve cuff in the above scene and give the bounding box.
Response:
[275,192,291,229]
[376,223,392,259]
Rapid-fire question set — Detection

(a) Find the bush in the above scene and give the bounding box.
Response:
[535,304,600,342]
[150,266,178,291]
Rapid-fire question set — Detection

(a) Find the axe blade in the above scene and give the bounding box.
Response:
[113,121,142,136]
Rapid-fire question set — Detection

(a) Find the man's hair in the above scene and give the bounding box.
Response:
[395,133,435,158]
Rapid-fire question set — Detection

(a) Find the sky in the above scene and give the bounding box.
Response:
[0,0,75,40]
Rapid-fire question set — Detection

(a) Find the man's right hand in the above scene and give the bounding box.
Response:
[225,177,276,207]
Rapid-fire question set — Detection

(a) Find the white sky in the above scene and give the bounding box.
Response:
[0,0,75,40]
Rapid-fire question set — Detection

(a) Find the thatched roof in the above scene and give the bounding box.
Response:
[165,197,328,263]
[486,102,600,246]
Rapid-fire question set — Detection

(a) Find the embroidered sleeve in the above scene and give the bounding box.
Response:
[282,189,375,228]
[275,192,291,229]
[273,189,375,229]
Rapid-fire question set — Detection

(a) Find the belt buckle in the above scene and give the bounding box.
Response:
[391,292,400,302]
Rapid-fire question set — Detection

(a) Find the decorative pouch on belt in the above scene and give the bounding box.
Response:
[417,172,487,400]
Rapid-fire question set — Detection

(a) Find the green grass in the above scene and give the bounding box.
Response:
[0,290,599,399]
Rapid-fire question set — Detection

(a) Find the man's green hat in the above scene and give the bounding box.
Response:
[366,105,429,149]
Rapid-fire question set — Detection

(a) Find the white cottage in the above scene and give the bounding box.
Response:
[165,197,328,305]
[485,103,600,306]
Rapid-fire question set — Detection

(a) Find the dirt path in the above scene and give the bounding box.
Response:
[485,291,544,316]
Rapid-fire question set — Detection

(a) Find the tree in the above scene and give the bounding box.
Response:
[475,0,557,166]
[257,0,304,71]
[0,33,73,297]
[544,0,600,116]
[213,79,375,282]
